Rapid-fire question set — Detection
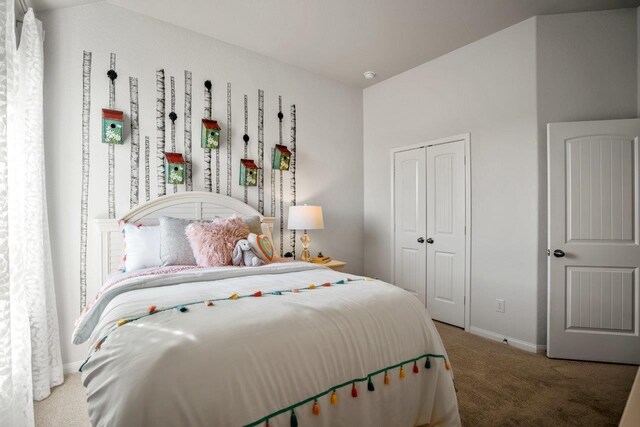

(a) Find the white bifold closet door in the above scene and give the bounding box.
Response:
[425,141,466,328]
[393,141,465,327]
[548,119,640,364]
[393,148,427,300]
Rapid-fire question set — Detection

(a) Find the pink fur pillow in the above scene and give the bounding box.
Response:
[185,217,250,267]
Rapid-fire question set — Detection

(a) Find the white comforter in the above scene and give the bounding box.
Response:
[75,262,460,427]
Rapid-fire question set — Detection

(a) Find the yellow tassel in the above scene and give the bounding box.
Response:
[399,366,405,379]
[308,284,316,289]
[312,399,320,415]
[117,319,128,327]
[445,360,452,371]
[230,293,239,300]
[330,390,338,405]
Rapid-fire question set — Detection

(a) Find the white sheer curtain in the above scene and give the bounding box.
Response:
[0,1,63,426]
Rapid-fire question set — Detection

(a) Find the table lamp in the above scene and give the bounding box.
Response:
[288,205,324,262]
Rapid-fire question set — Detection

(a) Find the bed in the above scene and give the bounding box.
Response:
[74,192,460,427]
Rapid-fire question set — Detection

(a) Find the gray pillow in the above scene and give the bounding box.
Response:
[160,216,199,266]
[243,215,262,235]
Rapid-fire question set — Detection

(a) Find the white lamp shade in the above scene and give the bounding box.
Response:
[288,205,324,230]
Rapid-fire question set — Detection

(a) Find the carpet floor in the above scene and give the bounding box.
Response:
[34,322,636,426]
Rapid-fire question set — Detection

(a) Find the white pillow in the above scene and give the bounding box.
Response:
[122,224,162,272]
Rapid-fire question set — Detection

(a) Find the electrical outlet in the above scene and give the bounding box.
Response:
[496,298,505,313]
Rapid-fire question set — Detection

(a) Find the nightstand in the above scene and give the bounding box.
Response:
[316,259,346,272]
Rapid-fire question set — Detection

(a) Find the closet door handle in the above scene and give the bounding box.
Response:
[417,237,425,243]
[426,238,434,244]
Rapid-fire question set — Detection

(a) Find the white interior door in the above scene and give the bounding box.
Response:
[426,141,466,328]
[548,118,640,364]
[394,148,426,299]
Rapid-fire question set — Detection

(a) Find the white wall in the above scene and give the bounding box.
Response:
[536,8,637,344]
[363,8,638,350]
[364,18,541,347]
[40,3,363,367]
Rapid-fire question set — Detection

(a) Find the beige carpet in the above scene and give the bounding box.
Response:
[35,323,636,426]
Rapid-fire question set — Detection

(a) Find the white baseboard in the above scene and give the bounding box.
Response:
[63,360,83,375]
[470,326,546,354]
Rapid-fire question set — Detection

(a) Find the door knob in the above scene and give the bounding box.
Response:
[553,249,565,258]
[426,238,434,244]
[417,237,425,243]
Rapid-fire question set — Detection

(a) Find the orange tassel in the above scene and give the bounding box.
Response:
[308,284,316,289]
[330,390,338,405]
[252,291,263,297]
[399,366,405,379]
[445,360,452,371]
[148,305,157,314]
[205,301,214,307]
[230,293,239,300]
[351,383,358,398]
[312,399,320,415]
[384,371,389,385]
[413,361,419,374]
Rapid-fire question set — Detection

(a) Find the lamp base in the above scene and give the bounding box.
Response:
[300,231,311,262]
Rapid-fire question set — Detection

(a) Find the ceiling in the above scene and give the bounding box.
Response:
[30,0,640,87]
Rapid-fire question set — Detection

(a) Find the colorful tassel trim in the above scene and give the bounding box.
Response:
[116,319,128,327]
[413,361,419,373]
[242,352,450,427]
[445,360,452,370]
[308,284,316,289]
[148,305,157,314]
[230,293,239,300]
[205,301,214,307]
[176,306,188,313]
[252,291,263,297]
[425,357,431,369]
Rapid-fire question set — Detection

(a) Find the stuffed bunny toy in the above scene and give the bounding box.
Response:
[232,239,264,267]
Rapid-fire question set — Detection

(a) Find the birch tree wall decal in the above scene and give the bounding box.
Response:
[290,104,297,258]
[257,89,265,214]
[144,136,150,201]
[278,96,284,257]
[184,71,193,191]
[271,96,281,219]
[226,83,232,197]
[243,94,249,204]
[169,76,177,193]
[107,53,117,219]
[129,77,140,208]
[156,69,166,197]
[80,50,92,310]
[203,80,212,192]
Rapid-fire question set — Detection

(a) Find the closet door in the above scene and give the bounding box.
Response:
[426,141,466,328]
[393,148,427,299]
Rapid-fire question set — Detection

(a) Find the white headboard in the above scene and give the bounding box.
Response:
[94,192,275,286]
